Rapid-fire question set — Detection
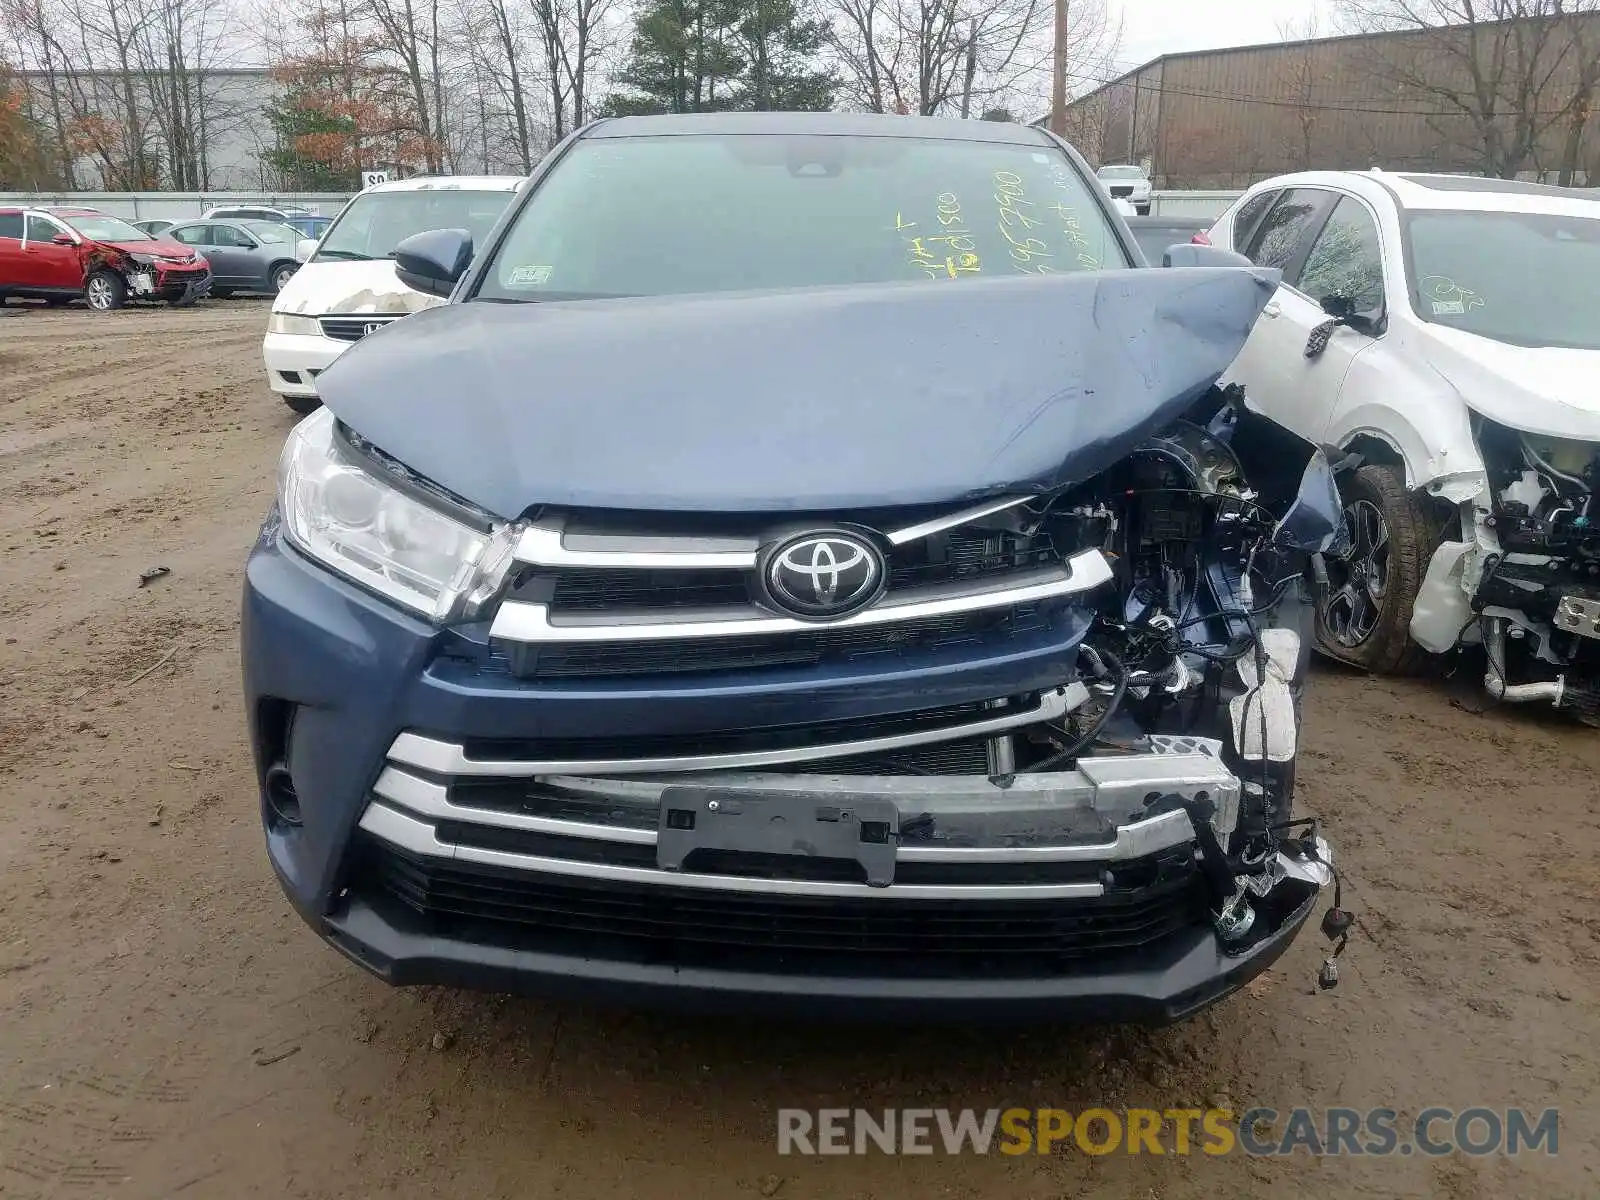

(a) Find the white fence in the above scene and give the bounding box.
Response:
[1148,190,1243,219]
[0,188,1244,223]
[0,191,354,220]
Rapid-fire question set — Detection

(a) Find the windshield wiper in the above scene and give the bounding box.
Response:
[315,249,375,261]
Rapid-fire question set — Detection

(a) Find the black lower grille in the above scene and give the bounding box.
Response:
[351,839,1209,978]
[502,602,1058,678]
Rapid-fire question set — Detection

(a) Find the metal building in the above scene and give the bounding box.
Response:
[1044,17,1600,188]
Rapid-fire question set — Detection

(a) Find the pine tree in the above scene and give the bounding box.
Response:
[730,0,837,112]
[603,0,835,114]
[604,0,746,115]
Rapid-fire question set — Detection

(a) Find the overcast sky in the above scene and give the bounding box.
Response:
[1117,0,1329,72]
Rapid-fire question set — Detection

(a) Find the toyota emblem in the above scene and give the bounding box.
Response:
[762,530,886,619]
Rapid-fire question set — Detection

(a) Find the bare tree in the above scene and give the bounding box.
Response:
[1336,0,1600,178]
[530,0,619,141]
[827,0,1114,120]
[361,0,452,169]
[1276,14,1322,171]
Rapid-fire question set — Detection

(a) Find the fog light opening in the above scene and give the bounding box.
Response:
[265,763,303,828]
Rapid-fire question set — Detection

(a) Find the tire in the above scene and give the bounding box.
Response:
[1136,203,1151,215]
[269,262,298,294]
[282,394,321,416]
[84,270,127,312]
[1314,463,1445,675]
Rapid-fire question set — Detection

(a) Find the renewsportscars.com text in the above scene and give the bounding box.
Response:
[776,1107,1559,1157]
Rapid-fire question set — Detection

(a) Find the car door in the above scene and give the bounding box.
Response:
[20,213,85,291]
[186,224,248,284]
[1268,195,1390,445]
[0,211,28,287]
[214,224,266,285]
[1221,187,1339,440]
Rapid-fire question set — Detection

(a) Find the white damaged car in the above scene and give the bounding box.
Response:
[1205,170,1600,722]
[263,175,522,414]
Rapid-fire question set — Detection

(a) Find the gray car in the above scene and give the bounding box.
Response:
[164,219,315,296]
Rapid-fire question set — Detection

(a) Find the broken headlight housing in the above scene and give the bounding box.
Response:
[277,408,518,621]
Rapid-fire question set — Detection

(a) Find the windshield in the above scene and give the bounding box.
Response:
[1097,166,1145,180]
[1408,210,1600,350]
[478,134,1125,302]
[314,189,513,262]
[243,220,295,244]
[63,213,151,241]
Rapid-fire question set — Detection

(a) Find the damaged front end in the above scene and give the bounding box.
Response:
[1411,418,1600,724]
[331,398,1343,1021]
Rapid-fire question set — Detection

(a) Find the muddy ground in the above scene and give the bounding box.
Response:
[0,301,1597,1199]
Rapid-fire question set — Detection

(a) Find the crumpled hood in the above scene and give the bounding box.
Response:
[319,268,1276,516]
[102,238,199,262]
[272,259,441,317]
[1420,325,1600,440]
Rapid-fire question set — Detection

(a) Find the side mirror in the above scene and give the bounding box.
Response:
[1318,293,1381,339]
[51,232,76,245]
[1162,243,1252,269]
[1272,449,1350,554]
[394,228,474,298]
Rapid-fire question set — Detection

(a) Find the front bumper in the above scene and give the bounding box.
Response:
[244,523,1330,1021]
[129,265,212,303]
[263,330,345,398]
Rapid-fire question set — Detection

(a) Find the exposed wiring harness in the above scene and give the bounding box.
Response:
[1024,648,1128,773]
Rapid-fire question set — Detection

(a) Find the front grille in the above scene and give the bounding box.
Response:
[319,315,398,342]
[541,528,1060,614]
[350,838,1209,978]
[501,602,1056,678]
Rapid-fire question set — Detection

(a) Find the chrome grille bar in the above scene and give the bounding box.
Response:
[358,802,1108,900]
[490,551,1112,644]
[369,766,1205,863]
[388,684,1086,776]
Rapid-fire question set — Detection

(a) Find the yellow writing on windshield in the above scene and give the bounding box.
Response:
[1047,167,1103,270]
[994,170,1053,273]
[901,193,983,280]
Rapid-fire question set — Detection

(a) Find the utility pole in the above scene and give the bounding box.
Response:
[1050,0,1068,134]
[961,19,978,118]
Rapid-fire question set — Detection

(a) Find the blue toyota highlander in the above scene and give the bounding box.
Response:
[242,112,1346,1022]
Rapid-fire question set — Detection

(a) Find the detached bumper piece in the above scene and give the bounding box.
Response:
[323,728,1328,1021]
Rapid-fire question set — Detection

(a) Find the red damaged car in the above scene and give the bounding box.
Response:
[0,206,212,311]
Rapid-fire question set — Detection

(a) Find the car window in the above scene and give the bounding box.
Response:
[479,134,1128,302]
[216,225,252,248]
[1231,190,1278,250]
[1246,189,1327,271]
[25,214,61,241]
[1296,195,1385,315]
[242,220,292,244]
[59,213,152,241]
[171,225,209,245]
[1407,210,1600,351]
[315,188,514,262]
[0,212,21,238]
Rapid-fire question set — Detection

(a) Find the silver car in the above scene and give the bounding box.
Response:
[164,219,318,296]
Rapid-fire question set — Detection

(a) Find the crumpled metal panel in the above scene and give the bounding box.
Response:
[319,267,1276,518]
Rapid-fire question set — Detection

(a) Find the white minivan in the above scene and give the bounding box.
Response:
[263,176,523,413]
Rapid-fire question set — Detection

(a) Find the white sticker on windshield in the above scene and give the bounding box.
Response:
[506,264,553,287]
[1031,152,1050,163]
[1431,300,1465,315]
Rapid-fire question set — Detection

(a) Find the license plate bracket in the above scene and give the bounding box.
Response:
[657,787,899,887]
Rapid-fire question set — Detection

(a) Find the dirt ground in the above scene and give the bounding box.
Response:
[1,300,1597,1200]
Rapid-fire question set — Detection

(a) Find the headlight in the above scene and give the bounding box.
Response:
[278,408,518,621]
[129,252,156,265]
[267,312,321,335]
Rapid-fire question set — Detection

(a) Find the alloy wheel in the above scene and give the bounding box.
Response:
[86,277,113,310]
[1323,499,1391,648]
